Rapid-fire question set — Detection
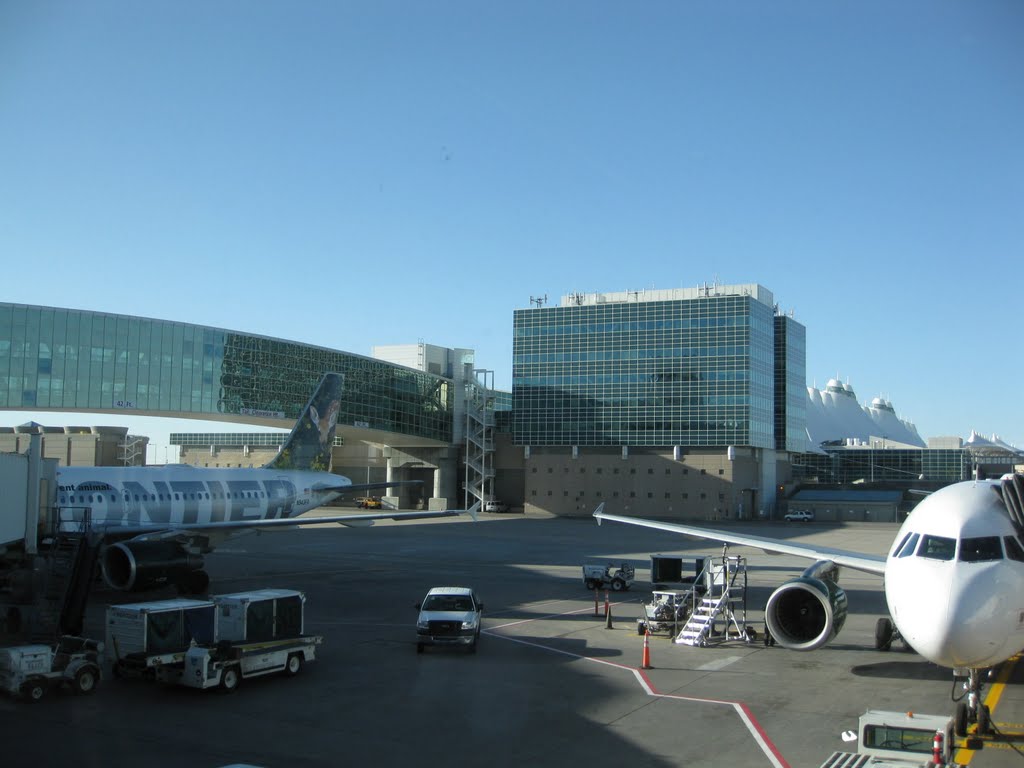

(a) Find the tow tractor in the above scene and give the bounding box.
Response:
[582,562,635,591]
[0,636,103,702]
[819,710,953,767]
[636,589,695,636]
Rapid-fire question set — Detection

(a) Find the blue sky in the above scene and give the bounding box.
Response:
[1,1,1022,456]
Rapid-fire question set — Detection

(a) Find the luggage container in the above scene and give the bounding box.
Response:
[650,554,704,589]
[213,589,306,643]
[106,598,216,677]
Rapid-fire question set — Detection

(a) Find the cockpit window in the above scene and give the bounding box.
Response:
[1004,536,1024,563]
[958,537,1003,562]
[894,532,920,558]
[919,535,956,561]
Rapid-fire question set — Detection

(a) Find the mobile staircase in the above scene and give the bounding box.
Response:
[29,507,102,643]
[674,554,751,647]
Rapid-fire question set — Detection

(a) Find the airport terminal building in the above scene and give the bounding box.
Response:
[511,284,804,517]
[2,291,1015,520]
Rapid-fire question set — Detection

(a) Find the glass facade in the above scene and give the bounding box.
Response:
[0,303,453,443]
[774,315,808,453]
[793,448,970,484]
[169,433,344,448]
[512,287,782,448]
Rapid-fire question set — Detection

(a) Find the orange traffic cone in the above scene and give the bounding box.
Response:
[641,628,652,669]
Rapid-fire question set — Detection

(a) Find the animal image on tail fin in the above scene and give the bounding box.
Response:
[265,373,344,471]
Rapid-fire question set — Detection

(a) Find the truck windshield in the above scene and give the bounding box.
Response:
[423,596,473,611]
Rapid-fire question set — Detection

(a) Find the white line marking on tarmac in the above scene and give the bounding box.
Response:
[483,602,790,768]
[697,655,744,671]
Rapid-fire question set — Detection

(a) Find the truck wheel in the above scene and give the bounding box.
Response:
[611,578,625,591]
[73,665,100,695]
[637,622,646,636]
[220,666,240,693]
[22,680,45,702]
[585,579,597,590]
[285,654,303,676]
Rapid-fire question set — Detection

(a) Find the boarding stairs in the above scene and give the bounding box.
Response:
[674,555,749,647]
[29,507,101,643]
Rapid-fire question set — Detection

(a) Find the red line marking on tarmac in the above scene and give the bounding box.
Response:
[484,601,791,768]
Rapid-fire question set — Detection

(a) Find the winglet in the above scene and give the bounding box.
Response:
[593,502,605,524]
[467,501,480,522]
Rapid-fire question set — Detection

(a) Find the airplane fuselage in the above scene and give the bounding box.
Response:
[57,465,350,529]
[884,480,1024,669]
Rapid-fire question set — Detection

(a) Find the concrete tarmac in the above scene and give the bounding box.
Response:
[4,511,1023,767]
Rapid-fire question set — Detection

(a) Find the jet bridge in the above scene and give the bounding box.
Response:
[0,438,97,644]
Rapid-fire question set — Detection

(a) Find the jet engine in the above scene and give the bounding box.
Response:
[764,560,848,651]
[100,541,206,593]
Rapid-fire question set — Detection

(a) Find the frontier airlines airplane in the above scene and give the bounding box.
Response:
[54,373,475,594]
[595,473,1024,738]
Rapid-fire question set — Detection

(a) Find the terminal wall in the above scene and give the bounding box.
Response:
[522,446,763,519]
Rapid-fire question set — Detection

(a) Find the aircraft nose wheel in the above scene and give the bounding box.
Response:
[954,669,992,737]
[955,701,990,737]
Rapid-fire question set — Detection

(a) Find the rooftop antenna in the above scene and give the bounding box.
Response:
[529,294,548,308]
[570,292,584,305]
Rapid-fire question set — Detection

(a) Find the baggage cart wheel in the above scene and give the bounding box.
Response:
[73,665,100,695]
[219,666,240,693]
[285,653,303,676]
[21,680,45,702]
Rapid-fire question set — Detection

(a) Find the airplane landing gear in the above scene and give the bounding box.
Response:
[953,667,992,737]
[874,617,904,651]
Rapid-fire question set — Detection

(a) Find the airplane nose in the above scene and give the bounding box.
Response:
[888,564,956,665]
[895,563,1007,668]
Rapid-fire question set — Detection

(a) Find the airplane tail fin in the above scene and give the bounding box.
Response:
[264,373,345,472]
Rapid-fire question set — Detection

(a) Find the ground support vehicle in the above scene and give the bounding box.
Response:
[415,586,483,654]
[356,496,382,509]
[0,635,103,702]
[818,710,952,767]
[581,562,635,591]
[106,598,217,679]
[155,635,321,691]
[784,510,815,522]
[636,590,694,636]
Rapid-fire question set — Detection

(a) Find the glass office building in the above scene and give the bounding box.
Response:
[774,315,808,453]
[512,284,792,449]
[0,303,453,443]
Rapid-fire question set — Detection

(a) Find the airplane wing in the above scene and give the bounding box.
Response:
[593,504,886,576]
[100,503,480,546]
[314,479,423,494]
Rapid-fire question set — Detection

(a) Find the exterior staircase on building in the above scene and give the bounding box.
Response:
[464,369,497,510]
